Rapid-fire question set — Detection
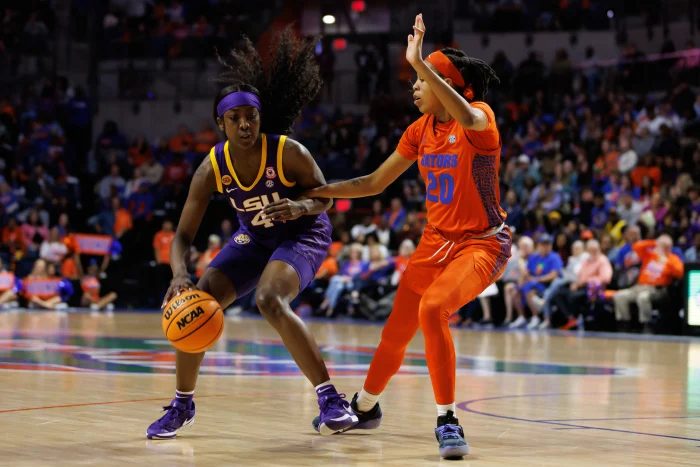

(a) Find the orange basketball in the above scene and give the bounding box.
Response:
[162,290,224,353]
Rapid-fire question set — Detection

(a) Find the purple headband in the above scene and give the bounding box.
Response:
[216,91,261,117]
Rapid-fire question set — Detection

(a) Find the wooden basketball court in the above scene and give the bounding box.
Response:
[1,311,699,466]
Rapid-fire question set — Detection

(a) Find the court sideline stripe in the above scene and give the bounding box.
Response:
[0,391,309,414]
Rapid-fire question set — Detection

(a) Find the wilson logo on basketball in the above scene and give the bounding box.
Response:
[222,175,233,185]
[176,306,206,330]
[164,293,201,320]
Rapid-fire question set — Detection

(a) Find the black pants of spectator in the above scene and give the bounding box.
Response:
[551,287,588,318]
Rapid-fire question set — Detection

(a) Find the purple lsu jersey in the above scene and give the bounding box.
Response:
[207,134,331,296]
[208,133,330,245]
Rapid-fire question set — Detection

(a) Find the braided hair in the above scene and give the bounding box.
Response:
[441,48,499,102]
[213,25,322,135]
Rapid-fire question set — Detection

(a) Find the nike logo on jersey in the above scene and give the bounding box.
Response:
[226,187,239,193]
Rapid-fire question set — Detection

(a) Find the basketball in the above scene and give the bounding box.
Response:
[162,290,224,353]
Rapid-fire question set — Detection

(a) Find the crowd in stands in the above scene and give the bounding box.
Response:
[463,0,617,32]
[96,0,273,60]
[2,7,700,334]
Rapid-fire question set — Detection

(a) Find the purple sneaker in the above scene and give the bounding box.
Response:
[312,392,382,432]
[146,399,196,439]
[315,392,358,436]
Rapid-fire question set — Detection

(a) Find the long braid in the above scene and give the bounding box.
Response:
[441,47,499,101]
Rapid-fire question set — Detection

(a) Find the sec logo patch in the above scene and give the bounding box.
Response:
[222,175,233,186]
[265,167,277,179]
[234,234,251,245]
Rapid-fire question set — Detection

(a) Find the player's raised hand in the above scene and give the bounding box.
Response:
[162,275,197,309]
[262,198,305,222]
[406,13,425,67]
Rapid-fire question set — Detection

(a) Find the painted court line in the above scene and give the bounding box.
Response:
[0,391,308,414]
[457,392,700,444]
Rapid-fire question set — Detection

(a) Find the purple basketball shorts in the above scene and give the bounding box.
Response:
[207,216,331,298]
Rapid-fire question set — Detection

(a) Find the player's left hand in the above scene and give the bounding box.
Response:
[406,14,425,67]
[262,198,306,222]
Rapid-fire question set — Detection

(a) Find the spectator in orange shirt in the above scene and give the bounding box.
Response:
[315,252,339,281]
[613,235,684,329]
[194,123,218,154]
[630,154,662,188]
[128,136,153,167]
[195,235,221,277]
[112,197,133,238]
[168,124,193,153]
[153,220,175,265]
[2,217,26,258]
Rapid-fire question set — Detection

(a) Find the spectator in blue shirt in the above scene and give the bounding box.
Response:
[510,234,564,329]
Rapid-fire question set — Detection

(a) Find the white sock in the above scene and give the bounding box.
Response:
[175,389,195,396]
[356,388,380,412]
[437,402,456,417]
[314,380,335,395]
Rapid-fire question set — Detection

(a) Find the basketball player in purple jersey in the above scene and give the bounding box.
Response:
[147,27,357,439]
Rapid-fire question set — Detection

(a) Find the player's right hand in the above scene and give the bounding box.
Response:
[162,275,197,309]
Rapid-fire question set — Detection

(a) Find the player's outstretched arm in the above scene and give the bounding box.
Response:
[162,158,216,307]
[262,139,333,222]
[303,150,414,200]
[406,14,488,131]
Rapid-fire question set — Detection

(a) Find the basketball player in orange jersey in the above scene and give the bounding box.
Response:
[272,14,512,459]
[146,27,358,440]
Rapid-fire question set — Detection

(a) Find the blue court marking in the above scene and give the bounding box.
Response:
[457,393,700,444]
[95,308,700,344]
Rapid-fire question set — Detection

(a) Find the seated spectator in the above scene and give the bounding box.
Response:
[375,216,397,251]
[194,123,217,154]
[96,163,126,200]
[351,216,376,240]
[685,231,700,262]
[163,152,190,186]
[1,217,26,259]
[0,257,22,309]
[25,259,73,310]
[22,209,49,255]
[81,260,118,315]
[384,198,406,232]
[128,136,153,167]
[39,226,68,264]
[551,239,613,326]
[141,155,164,186]
[510,234,563,329]
[315,252,339,283]
[613,235,684,331]
[169,124,193,154]
[319,243,368,317]
[538,240,588,329]
[502,235,534,326]
[362,232,389,262]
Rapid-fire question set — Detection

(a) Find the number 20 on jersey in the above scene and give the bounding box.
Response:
[426,172,454,204]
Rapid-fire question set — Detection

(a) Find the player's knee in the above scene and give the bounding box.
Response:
[418,295,446,330]
[255,290,288,322]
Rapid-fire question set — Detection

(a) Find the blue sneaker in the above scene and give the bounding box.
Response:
[312,392,382,432]
[146,399,196,439]
[435,411,470,458]
[315,392,358,436]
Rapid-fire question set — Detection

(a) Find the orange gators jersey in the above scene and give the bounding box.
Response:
[396,102,506,235]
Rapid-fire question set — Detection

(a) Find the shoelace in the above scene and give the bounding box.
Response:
[319,393,349,411]
[437,424,463,440]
